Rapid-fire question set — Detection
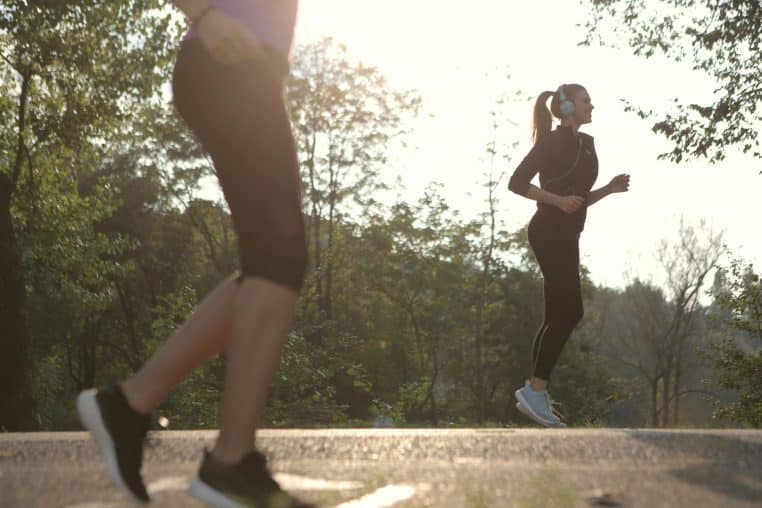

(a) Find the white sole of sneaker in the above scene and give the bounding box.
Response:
[517,401,567,428]
[514,389,560,428]
[189,477,245,508]
[77,389,146,504]
[516,401,567,427]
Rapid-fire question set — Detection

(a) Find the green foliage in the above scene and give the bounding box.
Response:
[9,28,630,430]
[710,338,762,427]
[265,333,353,427]
[584,0,762,167]
[707,258,762,427]
[0,0,182,428]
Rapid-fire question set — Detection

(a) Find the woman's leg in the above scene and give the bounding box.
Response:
[122,273,300,463]
[211,277,298,463]
[78,39,310,506]
[531,232,584,382]
[120,275,238,414]
[531,322,549,391]
[515,225,581,426]
[171,41,307,463]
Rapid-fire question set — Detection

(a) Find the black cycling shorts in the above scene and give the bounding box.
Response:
[171,39,307,291]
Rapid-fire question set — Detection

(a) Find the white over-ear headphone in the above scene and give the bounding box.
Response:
[557,85,575,117]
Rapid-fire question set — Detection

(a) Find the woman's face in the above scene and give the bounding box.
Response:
[572,89,593,125]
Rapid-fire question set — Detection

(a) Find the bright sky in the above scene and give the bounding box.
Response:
[289,0,761,291]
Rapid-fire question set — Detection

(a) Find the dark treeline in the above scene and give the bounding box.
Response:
[1,3,759,431]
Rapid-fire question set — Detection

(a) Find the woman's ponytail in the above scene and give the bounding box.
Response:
[532,90,555,144]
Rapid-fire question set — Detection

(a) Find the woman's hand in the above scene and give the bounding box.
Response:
[608,173,630,193]
[197,8,264,64]
[554,195,586,214]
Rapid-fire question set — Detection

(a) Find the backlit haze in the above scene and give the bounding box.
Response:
[292,0,761,291]
[200,0,760,292]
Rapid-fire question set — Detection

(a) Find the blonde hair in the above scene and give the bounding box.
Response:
[532,84,586,143]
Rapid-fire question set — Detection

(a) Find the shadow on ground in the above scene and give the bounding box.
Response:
[627,431,762,504]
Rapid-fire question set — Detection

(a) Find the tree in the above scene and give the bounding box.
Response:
[286,38,420,330]
[0,0,178,429]
[603,279,673,426]
[358,190,467,425]
[469,109,514,425]
[707,257,762,427]
[657,219,723,425]
[602,219,723,426]
[584,0,762,168]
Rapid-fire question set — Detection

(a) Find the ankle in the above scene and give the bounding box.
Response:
[529,377,548,392]
[118,381,151,416]
[210,445,246,466]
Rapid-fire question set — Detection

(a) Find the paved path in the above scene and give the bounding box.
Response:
[1,429,760,507]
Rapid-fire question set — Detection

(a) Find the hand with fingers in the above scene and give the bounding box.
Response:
[555,195,586,214]
[196,7,264,64]
[608,173,630,193]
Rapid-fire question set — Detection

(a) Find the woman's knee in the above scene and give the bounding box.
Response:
[547,306,583,331]
[560,302,584,329]
[239,240,308,292]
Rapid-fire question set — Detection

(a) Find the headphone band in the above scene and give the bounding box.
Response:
[557,84,575,117]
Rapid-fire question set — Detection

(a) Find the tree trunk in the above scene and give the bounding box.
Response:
[673,361,682,425]
[325,160,336,322]
[650,379,658,427]
[473,129,498,426]
[305,131,324,344]
[310,205,323,344]
[0,172,38,430]
[474,301,485,426]
[429,344,439,426]
[409,304,425,372]
[661,367,671,427]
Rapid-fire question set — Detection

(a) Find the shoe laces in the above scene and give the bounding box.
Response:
[544,393,565,421]
[549,399,565,419]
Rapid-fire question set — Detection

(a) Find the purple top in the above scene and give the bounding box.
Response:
[186,0,298,55]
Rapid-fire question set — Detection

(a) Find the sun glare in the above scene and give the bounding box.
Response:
[292,0,762,288]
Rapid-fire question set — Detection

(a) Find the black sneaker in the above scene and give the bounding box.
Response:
[189,448,315,508]
[76,384,152,503]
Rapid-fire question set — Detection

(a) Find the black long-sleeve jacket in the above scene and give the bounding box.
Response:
[508,125,599,232]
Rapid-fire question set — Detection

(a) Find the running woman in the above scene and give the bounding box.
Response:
[508,84,630,428]
[76,1,313,506]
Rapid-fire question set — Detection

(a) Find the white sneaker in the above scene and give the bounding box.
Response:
[514,381,566,428]
[516,401,567,426]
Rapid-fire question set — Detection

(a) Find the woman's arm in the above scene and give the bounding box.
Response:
[508,136,586,215]
[526,185,586,214]
[587,174,630,206]
[587,184,611,206]
[508,135,551,197]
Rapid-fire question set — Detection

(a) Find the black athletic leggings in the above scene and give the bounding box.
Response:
[528,210,584,381]
[171,39,307,291]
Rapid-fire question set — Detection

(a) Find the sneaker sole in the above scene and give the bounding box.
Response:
[189,477,247,508]
[515,401,567,428]
[77,389,147,504]
[514,389,562,428]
